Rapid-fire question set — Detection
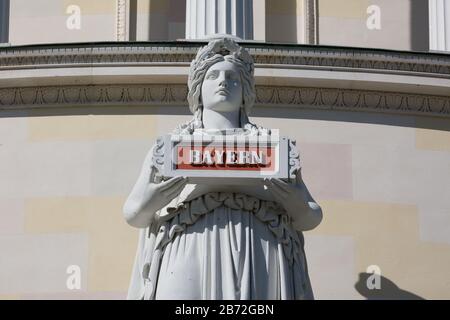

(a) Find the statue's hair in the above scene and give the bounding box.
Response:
[174,38,261,135]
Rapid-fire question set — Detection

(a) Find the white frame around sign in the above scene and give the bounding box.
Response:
[151,134,300,185]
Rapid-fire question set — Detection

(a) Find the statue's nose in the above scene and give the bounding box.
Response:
[218,72,227,87]
[219,81,227,89]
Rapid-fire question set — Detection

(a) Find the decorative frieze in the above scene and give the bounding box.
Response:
[0,43,449,76]
[1,84,449,118]
[0,43,448,117]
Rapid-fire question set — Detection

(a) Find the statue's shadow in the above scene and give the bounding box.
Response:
[354,272,425,300]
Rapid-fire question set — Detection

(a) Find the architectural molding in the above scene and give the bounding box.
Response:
[429,0,450,52]
[304,0,319,45]
[0,43,449,117]
[0,43,449,77]
[116,0,129,41]
[1,84,449,118]
[186,0,254,40]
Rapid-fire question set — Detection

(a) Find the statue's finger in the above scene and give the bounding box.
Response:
[267,180,288,200]
[164,182,187,199]
[268,186,287,202]
[159,176,186,191]
[270,178,292,193]
[161,179,187,195]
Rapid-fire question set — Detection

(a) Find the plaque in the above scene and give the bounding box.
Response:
[151,133,301,184]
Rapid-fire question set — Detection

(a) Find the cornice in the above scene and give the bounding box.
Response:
[0,42,449,117]
[0,42,449,77]
[1,84,448,118]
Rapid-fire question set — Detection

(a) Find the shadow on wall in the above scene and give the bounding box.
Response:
[265,0,297,43]
[355,272,425,300]
[147,0,186,41]
[410,0,429,52]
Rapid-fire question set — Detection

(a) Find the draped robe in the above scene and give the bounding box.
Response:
[126,132,314,300]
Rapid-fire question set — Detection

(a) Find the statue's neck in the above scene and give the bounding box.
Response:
[202,108,240,130]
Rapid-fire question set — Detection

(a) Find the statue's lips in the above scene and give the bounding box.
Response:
[216,88,230,95]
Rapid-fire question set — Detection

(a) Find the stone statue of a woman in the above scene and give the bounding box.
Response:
[123,38,323,300]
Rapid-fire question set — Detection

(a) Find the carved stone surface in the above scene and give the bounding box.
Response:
[152,134,293,184]
[1,43,449,118]
[1,84,449,118]
[151,136,165,183]
[116,0,129,41]
[288,139,301,179]
[0,42,449,76]
[185,0,254,40]
[123,38,322,300]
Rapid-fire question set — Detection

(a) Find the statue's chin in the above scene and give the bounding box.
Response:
[204,102,240,113]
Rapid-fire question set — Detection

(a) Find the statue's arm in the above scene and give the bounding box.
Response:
[263,170,322,231]
[123,147,187,228]
[290,175,323,231]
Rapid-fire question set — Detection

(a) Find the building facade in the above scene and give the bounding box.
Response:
[0,0,450,300]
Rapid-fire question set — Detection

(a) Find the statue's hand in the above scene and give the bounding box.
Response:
[262,177,309,214]
[262,169,322,230]
[144,176,188,213]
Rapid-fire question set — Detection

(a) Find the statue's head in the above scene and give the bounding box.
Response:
[176,38,256,134]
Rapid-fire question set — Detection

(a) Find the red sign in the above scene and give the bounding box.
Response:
[176,146,275,171]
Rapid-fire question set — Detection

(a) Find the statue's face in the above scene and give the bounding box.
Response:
[201,60,243,113]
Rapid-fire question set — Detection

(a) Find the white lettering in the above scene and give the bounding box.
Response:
[226,150,236,164]
[66,265,81,290]
[215,150,225,164]
[187,148,267,166]
[66,5,81,30]
[190,150,201,164]
[250,151,265,164]
[175,304,210,317]
[203,150,213,165]
[366,265,381,290]
[238,151,251,164]
[366,5,381,30]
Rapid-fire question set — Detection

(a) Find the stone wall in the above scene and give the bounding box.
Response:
[1,106,449,299]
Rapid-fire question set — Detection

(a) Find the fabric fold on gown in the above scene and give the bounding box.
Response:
[127,191,314,300]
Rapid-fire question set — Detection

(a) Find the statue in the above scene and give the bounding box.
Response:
[123,38,323,300]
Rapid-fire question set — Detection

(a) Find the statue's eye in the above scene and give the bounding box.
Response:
[229,75,240,85]
[206,71,218,80]
[228,72,240,82]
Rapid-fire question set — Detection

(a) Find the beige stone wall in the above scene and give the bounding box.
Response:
[262,0,430,49]
[8,0,117,45]
[265,0,302,43]
[1,105,449,299]
[135,0,185,41]
[5,0,430,51]
[318,0,429,51]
